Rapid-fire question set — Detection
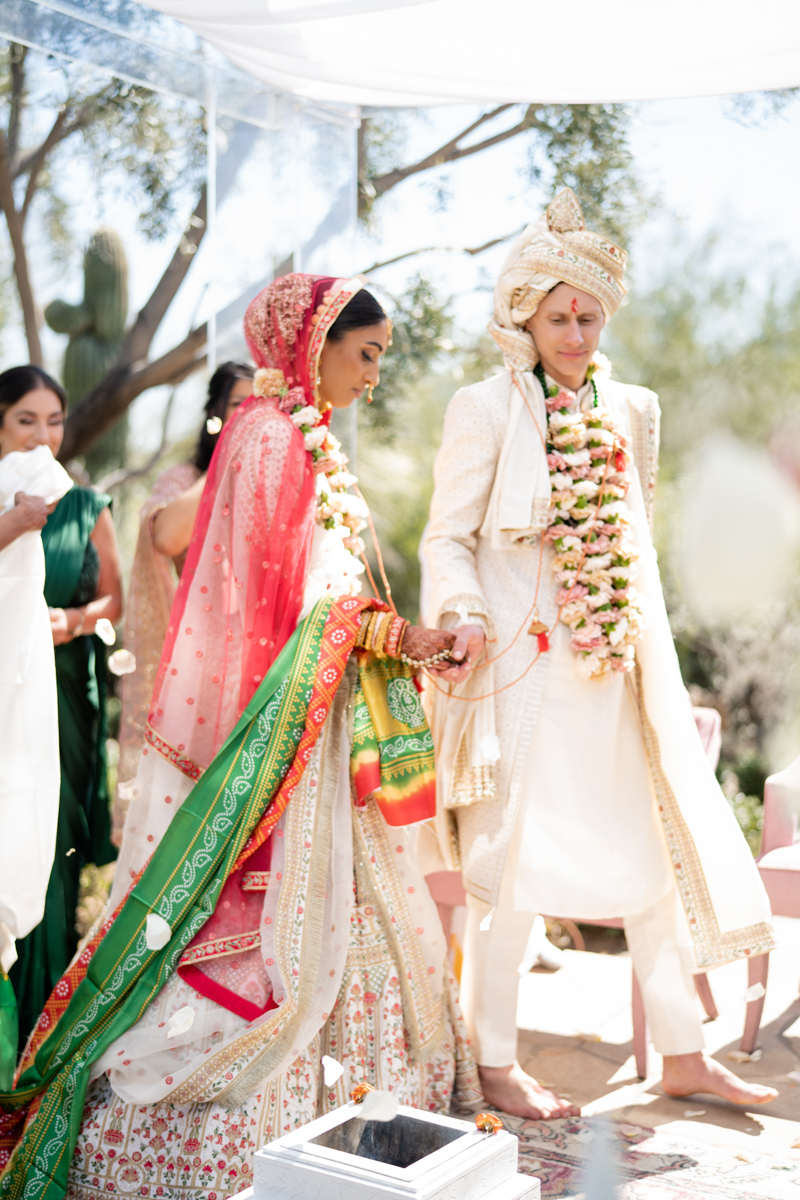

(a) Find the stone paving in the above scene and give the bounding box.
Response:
[515,914,800,1157]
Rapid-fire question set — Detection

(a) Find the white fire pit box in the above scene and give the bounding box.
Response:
[244,1102,540,1200]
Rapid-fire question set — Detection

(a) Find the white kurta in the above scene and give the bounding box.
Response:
[514,621,672,919]
[0,447,73,972]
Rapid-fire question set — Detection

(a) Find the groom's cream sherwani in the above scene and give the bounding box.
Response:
[421,367,775,1063]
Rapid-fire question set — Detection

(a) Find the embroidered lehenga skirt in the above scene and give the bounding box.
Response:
[64,667,479,1200]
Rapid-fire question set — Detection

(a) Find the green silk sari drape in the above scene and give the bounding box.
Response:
[10,488,115,1044]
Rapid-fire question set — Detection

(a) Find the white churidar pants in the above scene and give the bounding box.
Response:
[460,878,705,1065]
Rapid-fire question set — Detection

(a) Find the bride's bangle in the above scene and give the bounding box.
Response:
[385,615,407,658]
[70,608,85,639]
[372,612,391,658]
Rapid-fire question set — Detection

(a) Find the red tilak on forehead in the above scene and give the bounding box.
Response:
[571,297,579,312]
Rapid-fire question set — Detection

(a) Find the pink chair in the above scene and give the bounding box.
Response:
[735,754,800,1048]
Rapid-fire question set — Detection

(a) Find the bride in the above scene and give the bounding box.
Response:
[0,275,479,1200]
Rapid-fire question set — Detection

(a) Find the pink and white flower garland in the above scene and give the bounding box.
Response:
[253,368,368,555]
[542,363,645,679]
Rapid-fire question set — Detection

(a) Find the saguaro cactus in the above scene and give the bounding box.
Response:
[45,229,129,474]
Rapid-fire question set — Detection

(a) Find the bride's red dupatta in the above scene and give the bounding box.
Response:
[145,275,366,1018]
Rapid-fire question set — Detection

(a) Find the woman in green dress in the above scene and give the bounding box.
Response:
[0,367,124,1044]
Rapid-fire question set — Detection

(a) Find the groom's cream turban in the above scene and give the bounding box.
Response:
[489,188,627,370]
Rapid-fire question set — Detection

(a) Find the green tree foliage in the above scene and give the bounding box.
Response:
[0,41,209,468]
[608,235,800,481]
[356,280,501,620]
[359,103,650,243]
[365,273,454,428]
[607,234,800,808]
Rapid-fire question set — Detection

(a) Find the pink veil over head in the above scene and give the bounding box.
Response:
[146,273,364,776]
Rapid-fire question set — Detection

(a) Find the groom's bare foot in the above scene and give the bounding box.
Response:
[478,1062,581,1120]
[662,1052,778,1106]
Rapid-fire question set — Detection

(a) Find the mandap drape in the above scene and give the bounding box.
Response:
[139,1,800,106]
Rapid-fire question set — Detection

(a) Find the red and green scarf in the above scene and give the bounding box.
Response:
[351,656,436,826]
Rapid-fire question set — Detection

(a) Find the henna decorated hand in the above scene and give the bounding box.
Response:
[399,626,456,666]
[427,623,486,682]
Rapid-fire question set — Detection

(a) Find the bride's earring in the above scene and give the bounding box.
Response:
[367,385,374,403]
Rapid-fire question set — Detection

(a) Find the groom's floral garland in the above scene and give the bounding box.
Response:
[253,368,368,556]
[540,355,645,679]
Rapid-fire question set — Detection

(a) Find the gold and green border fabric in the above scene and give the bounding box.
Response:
[351,657,435,826]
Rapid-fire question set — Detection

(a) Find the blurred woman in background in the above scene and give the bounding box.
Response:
[113,362,253,843]
[0,365,123,1044]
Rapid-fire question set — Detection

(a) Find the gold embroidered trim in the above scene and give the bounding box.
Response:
[145,722,203,782]
[627,390,659,533]
[635,663,776,969]
[309,280,362,406]
[530,496,550,527]
[241,871,270,892]
[354,802,443,1057]
[487,325,538,371]
[179,930,261,966]
[441,592,490,618]
[448,739,496,809]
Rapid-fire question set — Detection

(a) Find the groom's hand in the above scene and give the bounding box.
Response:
[427,623,486,683]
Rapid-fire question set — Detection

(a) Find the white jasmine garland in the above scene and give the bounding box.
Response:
[290,403,367,549]
[290,405,321,428]
[302,427,328,452]
[261,369,368,554]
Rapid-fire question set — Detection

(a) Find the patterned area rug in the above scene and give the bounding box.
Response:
[492,1113,800,1198]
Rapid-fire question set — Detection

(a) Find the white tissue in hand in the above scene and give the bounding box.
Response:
[479,907,495,932]
[478,734,501,763]
[357,1089,399,1122]
[167,1005,195,1039]
[322,1055,344,1087]
[108,649,136,675]
[94,619,116,646]
[145,914,171,950]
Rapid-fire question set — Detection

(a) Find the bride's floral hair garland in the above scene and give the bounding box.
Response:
[541,354,645,679]
[251,366,368,556]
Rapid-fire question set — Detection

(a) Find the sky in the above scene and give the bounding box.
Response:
[9,76,800,454]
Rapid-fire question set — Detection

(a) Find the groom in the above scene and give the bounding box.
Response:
[421,189,777,1119]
